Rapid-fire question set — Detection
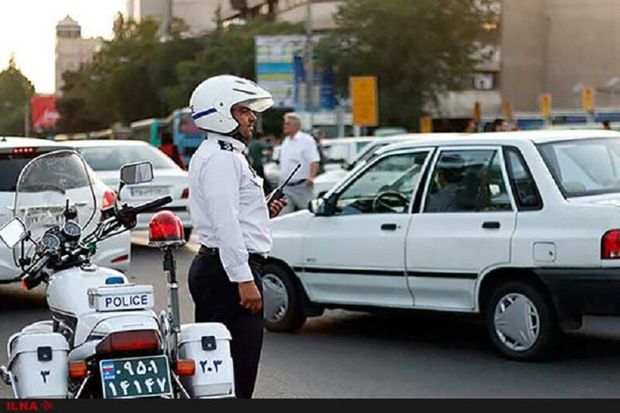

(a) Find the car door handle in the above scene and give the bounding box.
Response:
[482,221,501,229]
[381,223,398,231]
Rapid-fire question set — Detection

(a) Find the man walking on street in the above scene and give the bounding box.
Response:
[280,112,321,214]
[187,75,286,399]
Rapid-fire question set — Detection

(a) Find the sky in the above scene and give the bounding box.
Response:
[0,0,126,94]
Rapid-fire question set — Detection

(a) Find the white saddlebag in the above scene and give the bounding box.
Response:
[7,324,69,399]
[178,323,234,398]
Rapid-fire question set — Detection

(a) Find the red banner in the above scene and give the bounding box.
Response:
[31,94,60,129]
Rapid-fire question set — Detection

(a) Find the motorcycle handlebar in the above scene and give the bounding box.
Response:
[131,195,173,215]
[20,254,51,290]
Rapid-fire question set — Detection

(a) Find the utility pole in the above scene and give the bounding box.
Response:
[305,0,314,129]
[157,0,173,42]
[24,101,31,137]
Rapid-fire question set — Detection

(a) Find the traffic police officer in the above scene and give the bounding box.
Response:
[187,75,286,399]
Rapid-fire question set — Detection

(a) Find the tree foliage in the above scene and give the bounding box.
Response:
[319,0,498,130]
[56,17,302,134]
[56,2,496,134]
[57,18,200,133]
[0,56,35,136]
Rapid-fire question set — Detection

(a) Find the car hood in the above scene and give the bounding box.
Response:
[270,210,313,234]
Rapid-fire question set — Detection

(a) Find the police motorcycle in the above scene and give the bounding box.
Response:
[0,150,234,399]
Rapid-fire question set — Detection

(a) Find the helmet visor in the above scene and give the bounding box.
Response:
[239,97,274,113]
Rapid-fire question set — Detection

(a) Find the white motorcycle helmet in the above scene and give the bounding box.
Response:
[189,75,274,135]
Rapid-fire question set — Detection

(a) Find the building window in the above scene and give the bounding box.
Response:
[473,72,495,90]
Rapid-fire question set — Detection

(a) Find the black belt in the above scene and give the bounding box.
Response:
[198,245,267,261]
[198,245,219,256]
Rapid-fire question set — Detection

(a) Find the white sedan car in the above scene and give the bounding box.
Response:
[0,137,130,281]
[66,140,192,240]
[263,130,620,361]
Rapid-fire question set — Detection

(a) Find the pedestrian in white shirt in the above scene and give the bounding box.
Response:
[279,112,321,214]
[187,75,286,399]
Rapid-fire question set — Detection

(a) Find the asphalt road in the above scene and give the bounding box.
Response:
[1,233,620,398]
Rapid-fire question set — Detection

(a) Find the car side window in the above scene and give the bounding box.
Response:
[424,149,512,213]
[334,151,430,215]
[504,148,543,210]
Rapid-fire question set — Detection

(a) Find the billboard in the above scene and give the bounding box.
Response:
[31,94,60,130]
[255,35,335,111]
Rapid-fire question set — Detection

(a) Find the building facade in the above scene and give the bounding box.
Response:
[127,0,235,34]
[502,0,620,113]
[221,0,339,30]
[55,16,103,93]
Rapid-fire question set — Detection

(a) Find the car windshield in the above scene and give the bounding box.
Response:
[348,142,391,168]
[76,144,178,171]
[538,138,620,197]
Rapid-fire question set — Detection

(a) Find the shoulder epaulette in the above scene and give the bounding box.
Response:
[218,140,234,152]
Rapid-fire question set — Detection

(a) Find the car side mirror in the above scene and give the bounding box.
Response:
[309,195,336,217]
[0,218,27,249]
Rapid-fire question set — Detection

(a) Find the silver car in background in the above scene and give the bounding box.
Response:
[64,140,193,240]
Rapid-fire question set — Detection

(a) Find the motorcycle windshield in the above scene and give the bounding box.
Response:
[13,150,97,243]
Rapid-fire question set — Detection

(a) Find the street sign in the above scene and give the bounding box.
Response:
[473,101,482,123]
[350,76,378,127]
[540,94,552,118]
[420,116,433,133]
[502,100,514,123]
[582,86,595,112]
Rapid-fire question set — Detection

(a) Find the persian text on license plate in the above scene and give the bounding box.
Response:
[100,355,172,399]
[130,187,169,198]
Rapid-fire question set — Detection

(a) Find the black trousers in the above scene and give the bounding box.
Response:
[188,252,265,399]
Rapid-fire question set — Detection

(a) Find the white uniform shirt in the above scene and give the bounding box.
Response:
[188,133,272,283]
[279,131,321,183]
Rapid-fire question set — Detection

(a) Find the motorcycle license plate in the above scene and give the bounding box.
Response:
[100,355,172,399]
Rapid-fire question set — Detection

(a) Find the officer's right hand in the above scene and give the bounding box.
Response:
[238,281,263,313]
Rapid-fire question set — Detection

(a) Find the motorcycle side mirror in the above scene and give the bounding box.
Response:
[120,162,154,186]
[118,162,154,200]
[0,218,27,249]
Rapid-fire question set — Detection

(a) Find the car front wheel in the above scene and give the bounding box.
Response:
[261,262,307,332]
[486,280,560,361]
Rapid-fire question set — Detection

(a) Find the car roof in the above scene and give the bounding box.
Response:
[0,136,71,150]
[321,136,377,144]
[375,130,620,156]
[61,139,151,148]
